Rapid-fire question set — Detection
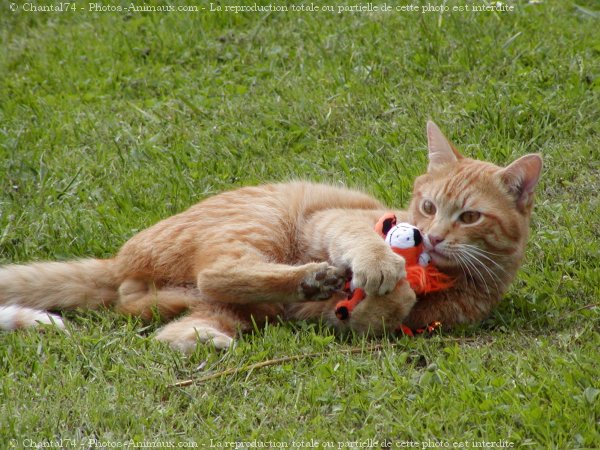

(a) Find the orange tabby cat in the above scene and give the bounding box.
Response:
[0,122,542,352]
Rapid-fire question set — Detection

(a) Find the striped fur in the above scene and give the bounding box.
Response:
[0,122,542,352]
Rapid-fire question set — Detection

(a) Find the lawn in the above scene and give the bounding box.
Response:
[0,0,599,448]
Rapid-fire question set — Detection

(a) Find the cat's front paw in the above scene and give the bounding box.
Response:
[351,248,406,296]
[298,262,347,301]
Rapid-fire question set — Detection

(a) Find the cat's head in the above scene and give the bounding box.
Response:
[408,121,542,288]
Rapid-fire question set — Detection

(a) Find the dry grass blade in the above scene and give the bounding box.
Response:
[168,337,479,387]
[169,343,393,387]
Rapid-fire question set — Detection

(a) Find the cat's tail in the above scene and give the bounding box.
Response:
[0,304,66,330]
[0,259,120,330]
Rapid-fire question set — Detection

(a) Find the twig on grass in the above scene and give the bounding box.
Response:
[169,337,477,388]
[557,303,599,322]
[170,343,389,388]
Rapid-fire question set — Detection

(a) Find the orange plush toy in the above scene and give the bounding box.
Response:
[334,213,453,321]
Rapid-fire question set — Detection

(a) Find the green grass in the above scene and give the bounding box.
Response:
[1,0,599,448]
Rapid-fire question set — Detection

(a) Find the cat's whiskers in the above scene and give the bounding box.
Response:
[461,244,505,258]
[460,244,509,276]
[460,247,504,291]
[442,246,484,290]
[453,251,490,294]
[459,251,495,294]
[444,244,504,295]
[453,252,472,281]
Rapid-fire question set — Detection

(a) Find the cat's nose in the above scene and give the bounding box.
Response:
[428,235,445,247]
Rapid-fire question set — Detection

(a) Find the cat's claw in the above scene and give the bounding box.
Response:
[299,263,347,301]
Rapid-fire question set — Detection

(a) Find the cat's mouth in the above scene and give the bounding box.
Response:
[424,236,446,257]
[428,249,449,263]
[426,247,459,270]
[423,236,458,268]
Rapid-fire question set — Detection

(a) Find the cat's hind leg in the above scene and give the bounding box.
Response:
[117,279,282,352]
[154,303,246,352]
[115,279,196,321]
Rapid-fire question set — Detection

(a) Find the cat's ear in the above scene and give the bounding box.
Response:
[500,154,543,212]
[427,121,463,171]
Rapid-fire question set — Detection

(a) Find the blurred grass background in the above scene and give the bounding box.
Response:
[0,0,598,447]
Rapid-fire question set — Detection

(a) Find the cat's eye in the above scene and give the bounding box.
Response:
[421,200,436,216]
[459,211,482,224]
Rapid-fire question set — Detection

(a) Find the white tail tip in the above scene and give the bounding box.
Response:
[0,305,65,330]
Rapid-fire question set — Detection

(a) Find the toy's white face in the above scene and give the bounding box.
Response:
[385,223,422,249]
